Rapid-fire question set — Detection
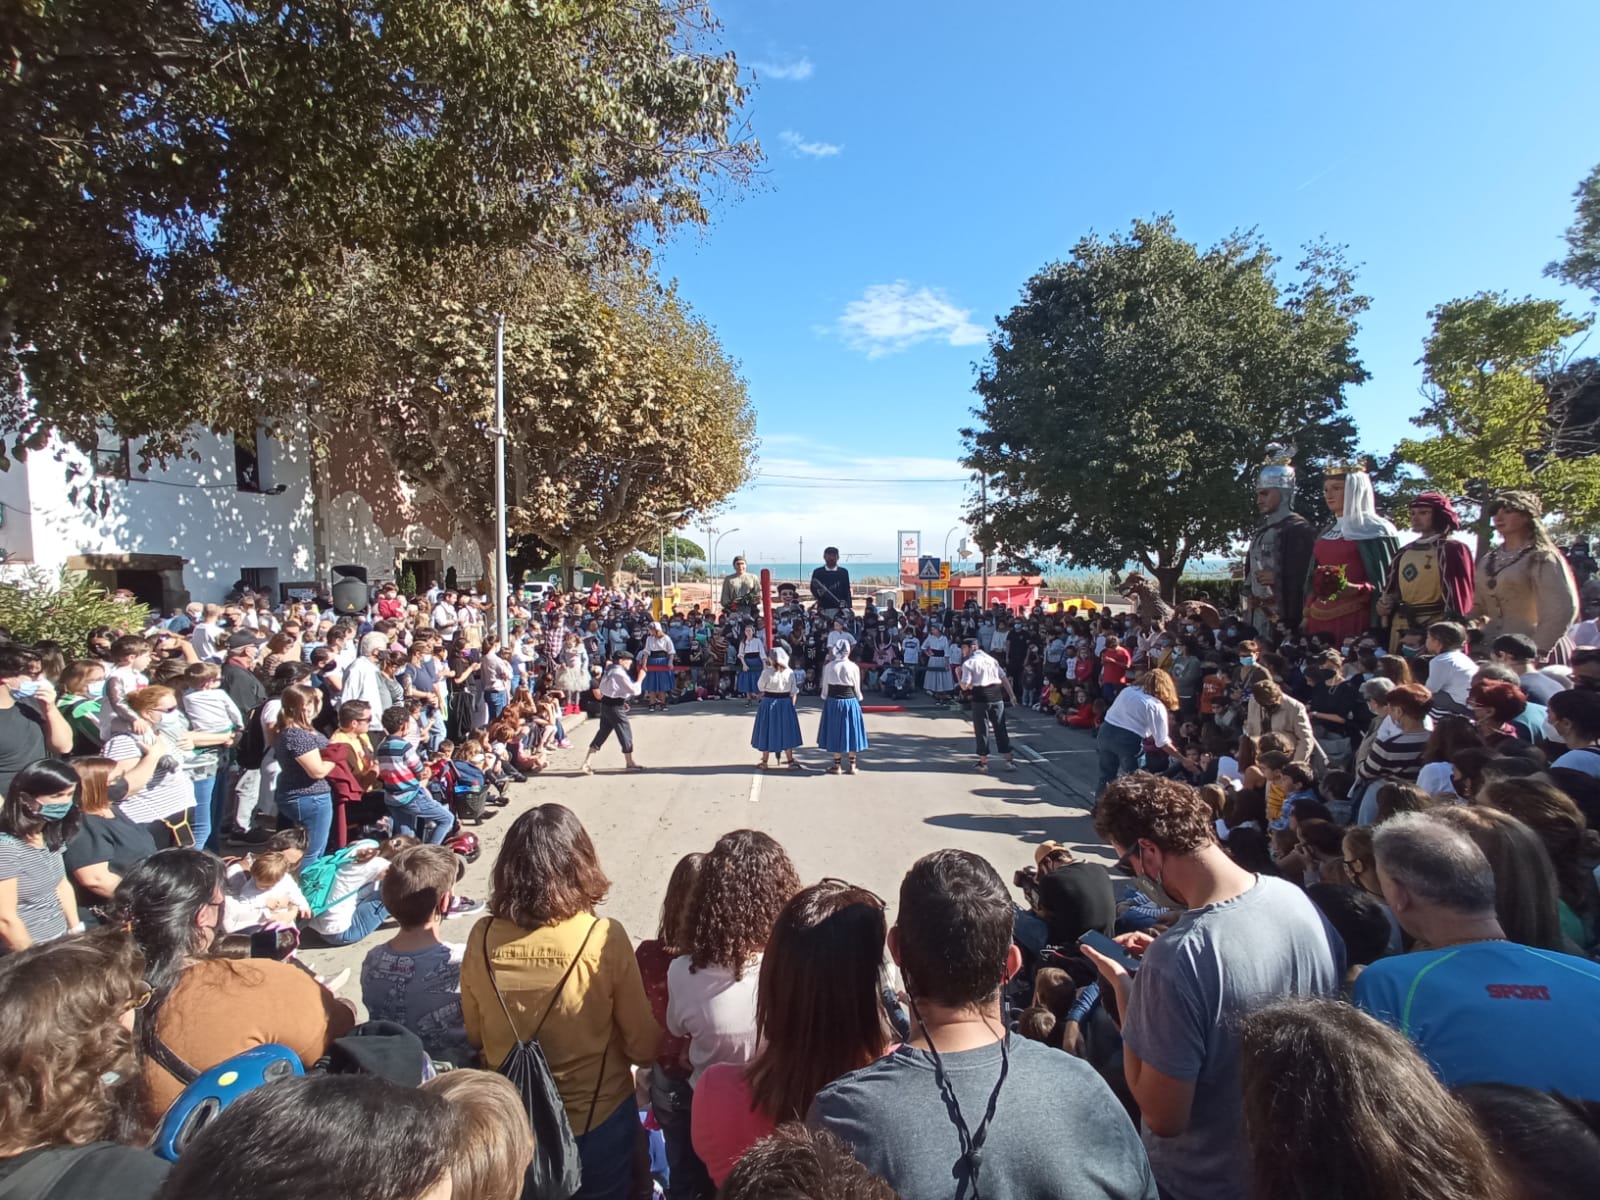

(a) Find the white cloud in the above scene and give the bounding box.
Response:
[836,282,988,358]
[778,130,841,158]
[753,56,814,81]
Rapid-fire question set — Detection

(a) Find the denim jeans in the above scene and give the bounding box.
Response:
[1096,723,1146,798]
[315,896,389,947]
[387,793,455,844]
[485,690,508,721]
[648,1067,714,1200]
[1013,906,1049,958]
[574,1096,642,1200]
[278,789,334,862]
[190,772,219,852]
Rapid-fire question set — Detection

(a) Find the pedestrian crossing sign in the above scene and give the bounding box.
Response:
[918,555,942,581]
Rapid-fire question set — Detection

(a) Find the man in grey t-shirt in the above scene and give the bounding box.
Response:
[808,849,1156,1200]
[1083,772,1339,1200]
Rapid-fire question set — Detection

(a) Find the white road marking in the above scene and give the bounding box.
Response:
[748,769,763,804]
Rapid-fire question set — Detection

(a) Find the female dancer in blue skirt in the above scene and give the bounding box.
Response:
[751,646,809,770]
[642,621,676,712]
[817,640,869,774]
[736,622,766,706]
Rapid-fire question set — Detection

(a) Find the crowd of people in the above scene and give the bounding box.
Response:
[3,474,1600,1200]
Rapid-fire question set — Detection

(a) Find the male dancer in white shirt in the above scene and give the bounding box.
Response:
[580,650,648,775]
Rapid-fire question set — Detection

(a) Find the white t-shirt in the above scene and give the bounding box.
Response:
[1425,649,1476,706]
[665,954,762,1085]
[901,637,920,665]
[1103,686,1171,746]
[309,849,389,936]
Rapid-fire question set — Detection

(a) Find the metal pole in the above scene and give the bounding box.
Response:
[493,314,510,644]
[980,475,989,609]
[798,536,804,589]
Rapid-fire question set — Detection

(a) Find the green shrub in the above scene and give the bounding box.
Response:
[0,568,151,649]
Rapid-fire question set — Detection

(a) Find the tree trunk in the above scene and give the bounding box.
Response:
[1152,565,1183,603]
[600,554,625,588]
[554,538,582,592]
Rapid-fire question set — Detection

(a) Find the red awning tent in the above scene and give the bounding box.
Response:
[949,576,1041,610]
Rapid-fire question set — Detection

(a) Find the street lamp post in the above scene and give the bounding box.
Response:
[942,525,962,607]
[711,527,740,614]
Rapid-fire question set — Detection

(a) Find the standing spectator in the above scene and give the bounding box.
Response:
[636,853,711,1200]
[0,931,170,1197]
[668,830,801,1087]
[271,684,337,862]
[1100,634,1131,702]
[693,879,893,1186]
[1241,999,1511,1200]
[0,647,73,796]
[809,849,1157,1200]
[1353,811,1600,1098]
[459,805,660,1200]
[340,632,391,733]
[62,755,160,915]
[0,760,82,950]
[1083,773,1339,1200]
[1244,677,1322,769]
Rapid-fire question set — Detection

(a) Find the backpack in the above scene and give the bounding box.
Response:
[480,917,608,1200]
[234,703,268,769]
[298,844,367,916]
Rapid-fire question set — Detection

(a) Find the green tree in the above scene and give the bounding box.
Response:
[653,535,708,563]
[1548,163,1600,301]
[620,552,652,577]
[0,569,149,646]
[963,218,1364,598]
[1,0,757,466]
[1394,293,1600,536]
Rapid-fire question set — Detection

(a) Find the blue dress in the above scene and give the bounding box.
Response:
[817,694,869,753]
[644,639,676,691]
[752,672,803,752]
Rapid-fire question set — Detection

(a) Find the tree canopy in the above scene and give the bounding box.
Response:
[1,0,756,465]
[963,217,1364,594]
[654,534,708,562]
[1548,162,1600,301]
[1394,292,1600,534]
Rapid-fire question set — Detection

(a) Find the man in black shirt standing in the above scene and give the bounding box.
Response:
[0,646,73,795]
[809,546,852,618]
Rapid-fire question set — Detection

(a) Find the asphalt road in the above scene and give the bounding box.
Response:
[300,696,1111,1001]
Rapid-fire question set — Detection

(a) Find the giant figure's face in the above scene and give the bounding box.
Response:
[1323,476,1347,518]
[1256,488,1282,515]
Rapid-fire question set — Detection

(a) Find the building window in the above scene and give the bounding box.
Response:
[238,567,280,600]
[234,432,262,492]
[93,436,131,480]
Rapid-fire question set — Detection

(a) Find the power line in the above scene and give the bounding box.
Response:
[749,472,969,484]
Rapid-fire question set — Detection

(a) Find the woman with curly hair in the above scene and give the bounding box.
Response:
[459,805,660,1200]
[0,930,170,1197]
[666,830,800,1186]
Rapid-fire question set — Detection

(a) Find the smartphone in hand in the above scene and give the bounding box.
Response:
[1078,930,1141,975]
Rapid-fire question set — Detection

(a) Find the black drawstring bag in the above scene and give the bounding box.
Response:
[480,918,609,1200]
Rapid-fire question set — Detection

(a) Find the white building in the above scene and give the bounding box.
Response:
[0,424,483,611]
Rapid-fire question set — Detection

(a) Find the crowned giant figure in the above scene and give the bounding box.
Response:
[1302,460,1399,641]
[1244,444,1316,635]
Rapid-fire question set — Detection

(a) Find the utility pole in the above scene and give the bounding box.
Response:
[980,474,989,609]
[798,535,804,583]
[492,314,510,643]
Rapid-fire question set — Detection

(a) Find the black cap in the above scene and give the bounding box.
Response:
[226,631,263,650]
[961,637,980,648]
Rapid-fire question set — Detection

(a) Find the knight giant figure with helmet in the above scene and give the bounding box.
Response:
[1244,443,1316,635]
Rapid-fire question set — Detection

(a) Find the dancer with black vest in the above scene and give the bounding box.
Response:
[580,650,647,775]
[959,636,1017,772]
[752,646,809,770]
[817,641,869,774]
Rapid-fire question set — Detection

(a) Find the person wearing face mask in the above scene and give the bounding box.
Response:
[1080,773,1339,1200]
[0,760,85,950]
[56,659,109,756]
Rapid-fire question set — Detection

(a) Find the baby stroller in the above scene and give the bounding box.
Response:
[429,758,489,826]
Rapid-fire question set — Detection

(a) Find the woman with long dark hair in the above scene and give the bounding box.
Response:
[271,683,336,861]
[0,930,170,1196]
[458,805,660,1200]
[112,848,354,1118]
[1479,775,1600,950]
[1431,806,1571,953]
[0,759,83,950]
[691,880,892,1186]
[1241,998,1510,1200]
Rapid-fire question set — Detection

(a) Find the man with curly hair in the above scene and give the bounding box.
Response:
[1081,773,1339,1200]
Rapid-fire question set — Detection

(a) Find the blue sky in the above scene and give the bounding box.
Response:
[657,0,1600,563]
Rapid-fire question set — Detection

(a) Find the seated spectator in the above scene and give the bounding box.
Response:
[1548,687,1600,779]
[1477,774,1600,950]
[361,843,473,1065]
[809,849,1157,1200]
[634,852,711,1199]
[1354,684,1433,823]
[1304,884,1392,992]
[1353,811,1600,1099]
[1424,621,1477,708]
[112,847,355,1117]
[1490,632,1570,705]
[1457,1084,1600,1200]
[695,880,892,1186]
[719,1124,898,1200]
[62,755,161,919]
[1241,998,1510,1200]
[1468,678,1528,748]
[1084,772,1339,1200]
[0,758,83,950]
[159,1075,455,1200]
[668,830,801,1085]
[0,930,170,1198]
[1012,840,1116,964]
[459,805,660,1200]
[1431,805,1571,952]
[421,1070,537,1200]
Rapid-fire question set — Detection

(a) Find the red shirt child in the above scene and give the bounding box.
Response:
[1100,639,1131,687]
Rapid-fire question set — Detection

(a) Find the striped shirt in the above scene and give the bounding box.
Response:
[0,833,70,944]
[1356,730,1429,783]
[102,734,195,822]
[377,734,427,804]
